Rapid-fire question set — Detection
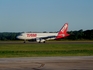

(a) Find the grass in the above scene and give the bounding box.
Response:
[0,42,93,57]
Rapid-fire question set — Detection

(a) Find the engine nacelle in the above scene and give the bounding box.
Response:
[36,39,40,42]
[36,39,45,43]
[46,37,56,40]
[40,39,45,43]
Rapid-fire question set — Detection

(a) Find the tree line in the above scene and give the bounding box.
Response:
[0,32,20,41]
[67,29,93,40]
[0,29,93,41]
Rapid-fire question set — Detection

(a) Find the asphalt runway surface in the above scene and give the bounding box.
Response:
[0,41,93,44]
[0,56,93,70]
[0,41,93,70]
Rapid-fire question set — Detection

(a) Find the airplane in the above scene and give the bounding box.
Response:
[17,23,70,43]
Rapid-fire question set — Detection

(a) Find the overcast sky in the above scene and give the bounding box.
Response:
[0,0,93,32]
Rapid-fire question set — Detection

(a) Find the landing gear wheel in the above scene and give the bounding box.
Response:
[24,41,26,43]
[43,41,45,43]
[24,40,26,43]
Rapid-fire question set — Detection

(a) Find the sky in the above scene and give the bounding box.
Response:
[0,0,93,32]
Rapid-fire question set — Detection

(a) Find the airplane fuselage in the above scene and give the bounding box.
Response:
[17,33,58,40]
[17,23,70,43]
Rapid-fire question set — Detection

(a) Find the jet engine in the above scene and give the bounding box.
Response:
[36,39,45,43]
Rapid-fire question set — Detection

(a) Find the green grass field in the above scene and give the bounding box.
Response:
[0,42,93,57]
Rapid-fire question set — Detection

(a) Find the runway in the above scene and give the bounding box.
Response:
[0,56,93,70]
[0,41,93,70]
[0,41,93,44]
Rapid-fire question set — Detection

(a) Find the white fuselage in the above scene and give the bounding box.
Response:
[17,23,69,43]
[17,33,58,40]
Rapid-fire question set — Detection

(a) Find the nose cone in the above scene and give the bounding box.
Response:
[16,36,20,39]
[16,36,22,39]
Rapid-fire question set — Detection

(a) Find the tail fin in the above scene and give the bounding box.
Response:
[56,23,70,39]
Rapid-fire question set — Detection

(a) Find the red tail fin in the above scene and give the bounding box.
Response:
[56,23,69,39]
